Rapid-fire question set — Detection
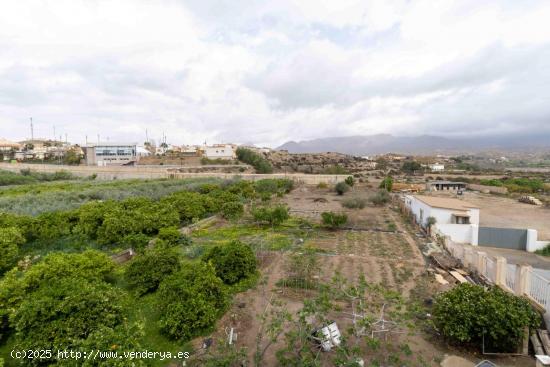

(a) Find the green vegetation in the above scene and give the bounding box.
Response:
[401,160,422,174]
[0,168,75,186]
[344,176,355,186]
[126,247,182,295]
[200,157,235,165]
[321,211,348,229]
[341,196,367,209]
[252,205,290,226]
[379,176,393,192]
[0,177,296,365]
[157,262,229,340]
[433,283,540,351]
[236,147,273,173]
[535,244,550,257]
[479,177,545,193]
[323,165,349,174]
[316,182,328,189]
[370,190,391,206]
[0,227,25,274]
[202,241,257,285]
[335,181,350,195]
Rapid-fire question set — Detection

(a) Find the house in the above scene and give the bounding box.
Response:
[428,163,445,172]
[84,143,137,166]
[0,138,21,160]
[404,195,479,244]
[200,144,235,160]
[426,180,466,192]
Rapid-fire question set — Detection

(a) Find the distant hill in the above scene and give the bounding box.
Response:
[276,134,550,155]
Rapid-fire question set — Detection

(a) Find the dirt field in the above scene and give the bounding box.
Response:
[190,184,534,367]
[461,191,550,240]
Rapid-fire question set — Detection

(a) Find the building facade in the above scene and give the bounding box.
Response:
[84,143,137,166]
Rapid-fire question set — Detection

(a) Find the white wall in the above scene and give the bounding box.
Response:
[203,145,235,159]
[404,195,479,228]
[526,229,550,252]
[436,223,479,245]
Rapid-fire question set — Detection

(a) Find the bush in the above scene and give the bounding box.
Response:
[433,283,540,351]
[369,190,390,206]
[0,227,25,274]
[341,196,367,209]
[379,177,393,192]
[220,201,244,220]
[535,244,550,257]
[323,165,348,174]
[321,212,348,229]
[344,176,355,187]
[203,241,257,285]
[252,205,290,226]
[158,226,186,246]
[317,182,328,189]
[126,247,181,295]
[121,233,152,253]
[335,182,350,195]
[236,148,273,173]
[157,262,229,340]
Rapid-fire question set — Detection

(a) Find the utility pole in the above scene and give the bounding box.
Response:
[53,125,56,141]
[146,129,149,144]
[30,117,34,141]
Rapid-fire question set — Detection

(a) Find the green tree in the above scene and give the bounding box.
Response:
[401,160,422,174]
[126,247,181,295]
[0,227,25,274]
[344,176,355,187]
[379,176,393,192]
[220,201,244,220]
[433,283,540,351]
[203,241,257,285]
[158,226,187,246]
[236,148,273,173]
[252,205,290,226]
[63,149,81,165]
[157,262,229,340]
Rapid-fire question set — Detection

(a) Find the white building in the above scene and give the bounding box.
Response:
[429,163,445,172]
[404,195,480,245]
[201,144,235,160]
[84,143,137,166]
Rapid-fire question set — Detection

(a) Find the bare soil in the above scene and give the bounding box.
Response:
[194,184,535,367]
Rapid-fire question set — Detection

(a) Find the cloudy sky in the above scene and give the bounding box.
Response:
[1,0,550,147]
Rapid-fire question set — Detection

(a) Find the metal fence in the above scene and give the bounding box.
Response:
[529,271,550,308]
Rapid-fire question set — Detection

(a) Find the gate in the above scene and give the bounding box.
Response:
[478,227,527,250]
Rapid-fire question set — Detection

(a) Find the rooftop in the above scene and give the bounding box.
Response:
[428,181,466,185]
[413,195,479,210]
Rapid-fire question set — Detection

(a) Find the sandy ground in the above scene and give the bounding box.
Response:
[192,184,535,367]
[460,191,550,240]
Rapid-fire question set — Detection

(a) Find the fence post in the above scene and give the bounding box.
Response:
[494,256,507,287]
[463,248,473,269]
[514,264,532,296]
[477,252,487,274]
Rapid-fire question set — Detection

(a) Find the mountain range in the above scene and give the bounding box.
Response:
[275,134,550,156]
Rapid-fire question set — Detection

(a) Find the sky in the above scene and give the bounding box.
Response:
[1,0,550,147]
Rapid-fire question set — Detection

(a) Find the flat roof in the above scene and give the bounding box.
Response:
[413,195,479,210]
[428,181,466,185]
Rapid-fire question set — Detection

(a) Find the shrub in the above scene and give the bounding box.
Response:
[236,148,273,173]
[344,176,355,187]
[335,182,350,195]
[158,226,185,246]
[126,247,181,295]
[535,244,550,257]
[0,227,25,274]
[121,233,152,253]
[433,283,540,351]
[157,262,229,340]
[379,177,393,192]
[317,182,328,189]
[321,212,348,229]
[323,165,348,174]
[341,196,367,209]
[369,190,390,206]
[220,201,244,220]
[203,241,257,285]
[252,205,290,226]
